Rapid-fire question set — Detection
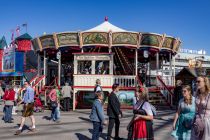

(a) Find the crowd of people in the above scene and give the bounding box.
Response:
[1,76,210,140]
[90,80,155,140]
[171,76,210,140]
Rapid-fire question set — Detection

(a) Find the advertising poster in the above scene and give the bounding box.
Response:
[3,51,15,72]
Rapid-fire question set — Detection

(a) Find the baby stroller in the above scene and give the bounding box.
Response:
[34,95,44,112]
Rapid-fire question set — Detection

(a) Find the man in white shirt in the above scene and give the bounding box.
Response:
[61,83,72,111]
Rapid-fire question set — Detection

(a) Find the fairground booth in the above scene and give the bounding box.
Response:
[0,33,34,88]
[32,17,181,110]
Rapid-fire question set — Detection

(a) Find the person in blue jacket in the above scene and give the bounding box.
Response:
[89,91,107,140]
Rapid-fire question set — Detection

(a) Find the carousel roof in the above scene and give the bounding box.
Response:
[85,17,126,32]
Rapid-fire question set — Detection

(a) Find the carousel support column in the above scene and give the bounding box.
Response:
[43,50,47,106]
[43,50,47,86]
[109,48,112,53]
[156,51,159,87]
[148,61,151,86]
[37,52,41,76]
[110,54,113,75]
[172,55,176,86]
[92,60,95,74]
[169,52,173,86]
[156,52,159,75]
[135,49,138,86]
[58,50,61,87]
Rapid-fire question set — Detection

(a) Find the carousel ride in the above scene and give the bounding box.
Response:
[31,17,181,110]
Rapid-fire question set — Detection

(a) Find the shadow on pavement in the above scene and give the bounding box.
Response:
[78,117,91,123]
[75,133,91,140]
[16,124,31,131]
[42,116,51,120]
[88,129,107,140]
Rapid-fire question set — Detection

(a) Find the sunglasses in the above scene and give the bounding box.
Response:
[196,80,202,83]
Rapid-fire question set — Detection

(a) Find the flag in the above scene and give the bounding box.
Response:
[11,30,14,41]
[0,36,7,49]
[22,23,27,32]
[16,26,20,37]
[22,23,27,27]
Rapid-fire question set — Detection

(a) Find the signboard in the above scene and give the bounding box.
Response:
[57,33,79,46]
[76,55,111,61]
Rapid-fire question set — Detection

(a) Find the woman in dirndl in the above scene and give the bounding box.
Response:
[191,76,210,140]
[171,85,195,140]
[128,87,154,140]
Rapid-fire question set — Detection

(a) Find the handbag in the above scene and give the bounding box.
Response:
[182,118,193,130]
[193,94,210,139]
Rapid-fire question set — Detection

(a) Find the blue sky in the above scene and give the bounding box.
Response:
[0,0,210,53]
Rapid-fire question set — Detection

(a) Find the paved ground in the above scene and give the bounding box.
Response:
[0,105,175,140]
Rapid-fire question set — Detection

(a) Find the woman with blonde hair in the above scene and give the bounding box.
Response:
[127,87,154,140]
[191,76,210,140]
[171,85,195,140]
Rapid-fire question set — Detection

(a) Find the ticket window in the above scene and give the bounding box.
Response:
[95,61,110,74]
[77,61,92,74]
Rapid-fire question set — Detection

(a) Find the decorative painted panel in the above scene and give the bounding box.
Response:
[112,32,138,45]
[162,37,174,50]
[141,34,161,47]
[40,35,55,49]
[31,39,40,51]
[57,33,79,46]
[82,32,108,45]
[173,39,181,52]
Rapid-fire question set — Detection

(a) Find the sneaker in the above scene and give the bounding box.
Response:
[15,130,22,135]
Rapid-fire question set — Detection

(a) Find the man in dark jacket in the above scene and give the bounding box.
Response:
[107,83,123,140]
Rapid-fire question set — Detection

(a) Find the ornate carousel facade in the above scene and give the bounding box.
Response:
[32,17,181,110]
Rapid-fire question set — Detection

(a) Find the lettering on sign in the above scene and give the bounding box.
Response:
[76,55,110,60]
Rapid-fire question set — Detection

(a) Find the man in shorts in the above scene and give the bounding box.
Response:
[15,81,36,135]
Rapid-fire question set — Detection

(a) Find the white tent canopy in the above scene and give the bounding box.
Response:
[85,20,126,32]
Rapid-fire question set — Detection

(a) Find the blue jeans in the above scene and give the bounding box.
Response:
[51,106,60,121]
[4,105,13,122]
[92,121,103,140]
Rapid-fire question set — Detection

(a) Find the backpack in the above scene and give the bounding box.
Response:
[94,85,102,92]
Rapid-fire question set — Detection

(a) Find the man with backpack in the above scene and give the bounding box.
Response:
[94,79,102,92]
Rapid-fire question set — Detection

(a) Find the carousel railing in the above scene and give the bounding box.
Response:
[113,75,136,87]
[30,75,39,87]
[73,74,136,88]
[156,75,174,107]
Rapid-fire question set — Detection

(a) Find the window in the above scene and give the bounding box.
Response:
[95,61,109,74]
[77,61,92,74]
